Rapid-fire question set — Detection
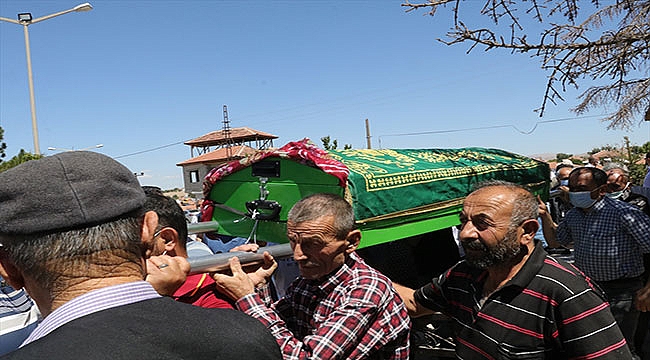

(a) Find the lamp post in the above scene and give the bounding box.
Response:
[0,3,93,156]
[47,144,103,152]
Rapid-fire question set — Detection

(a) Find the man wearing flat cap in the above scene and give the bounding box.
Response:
[0,151,280,359]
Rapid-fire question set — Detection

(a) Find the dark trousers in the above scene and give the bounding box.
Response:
[598,277,644,359]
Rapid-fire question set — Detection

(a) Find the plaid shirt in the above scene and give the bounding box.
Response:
[236,252,411,360]
[557,196,650,281]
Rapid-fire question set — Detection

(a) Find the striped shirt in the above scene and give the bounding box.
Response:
[0,285,40,355]
[22,281,160,346]
[414,242,631,359]
[237,252,411,360]
[557,196,650,281]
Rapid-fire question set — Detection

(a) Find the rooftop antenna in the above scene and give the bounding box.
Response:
[222,105,233,160]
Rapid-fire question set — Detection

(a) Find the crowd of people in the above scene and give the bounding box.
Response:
[1,150,650,359]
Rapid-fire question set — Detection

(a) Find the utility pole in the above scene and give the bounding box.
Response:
[222,105,233,160]
[624,136,632,164]
[365,118,372,149]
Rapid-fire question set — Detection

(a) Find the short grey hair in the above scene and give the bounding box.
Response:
[287,193,355,239]
[602,162,629,174]
[0,210,145,297]
[471,180,539,228]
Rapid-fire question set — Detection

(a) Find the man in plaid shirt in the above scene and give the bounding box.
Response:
[546,167,650,358]
[214,193,411,359]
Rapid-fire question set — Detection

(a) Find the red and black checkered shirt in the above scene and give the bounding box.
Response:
[236,252,411,359]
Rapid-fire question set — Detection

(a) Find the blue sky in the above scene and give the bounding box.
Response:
[1,0,648,190]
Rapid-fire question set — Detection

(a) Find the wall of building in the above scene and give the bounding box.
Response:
[181,162,222,195]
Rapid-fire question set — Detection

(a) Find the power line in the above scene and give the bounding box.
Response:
[114,140,186,159]
[377,114,610,148]
[114,114,613,159]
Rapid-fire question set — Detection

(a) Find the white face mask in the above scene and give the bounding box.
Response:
[605,182,630,200]
[569,191,598,209]
[606,190,624,200]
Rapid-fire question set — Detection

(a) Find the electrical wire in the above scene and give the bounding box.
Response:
[377,114,611,148]
[114,140,186,159]
[114,113,614,159]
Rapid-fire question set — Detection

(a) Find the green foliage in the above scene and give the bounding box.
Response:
[0,149,43,172]
[589,145,615,155]
[321,135,352,150]
[0,127,7,162]
[628,141,650,185]
[555,153,572,161]
[630,164,646,185]
[321,136,335,150]
[0,127,42,171]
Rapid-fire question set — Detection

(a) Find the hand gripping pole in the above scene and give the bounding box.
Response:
[187,243,293,275]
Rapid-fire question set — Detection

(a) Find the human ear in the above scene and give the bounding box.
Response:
[344,230,361,253]
[141,211,159,246]
[520,219,539,244]
[0,254,25,290]
[159,228,179,251]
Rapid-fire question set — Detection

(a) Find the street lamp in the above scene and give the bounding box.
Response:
[47,144,103,152]
[0,3,93,155]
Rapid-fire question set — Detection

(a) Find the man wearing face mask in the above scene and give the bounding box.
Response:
[603,163,650,216]
[545,166,650,359]
[604,163,650,357]
[548,163,574,225]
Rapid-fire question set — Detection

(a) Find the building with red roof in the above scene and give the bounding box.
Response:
[177,127,278,194]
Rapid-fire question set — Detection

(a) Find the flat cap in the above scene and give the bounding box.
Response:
[0,151,145,235]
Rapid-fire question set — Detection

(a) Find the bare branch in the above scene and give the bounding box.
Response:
[405,0,650,128]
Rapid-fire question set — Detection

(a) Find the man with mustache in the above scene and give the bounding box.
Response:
[544,166,650,359]
[396,181,631,359]
[214,193,411,360]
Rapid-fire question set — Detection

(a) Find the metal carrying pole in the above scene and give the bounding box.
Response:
[186,221,293,274]
[187,221,220,234]
[187,244,293,275]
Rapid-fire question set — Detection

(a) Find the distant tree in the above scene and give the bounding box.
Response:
[0,149,42,172]
[629,140,650,185]
[589,145,615,155]
[321,136,352,150]
[0,127,42,172]
[0,126,7,162]
[321,136,337,150]
[403,0,650,129]
[555,153,572,162]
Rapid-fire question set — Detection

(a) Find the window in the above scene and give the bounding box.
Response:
[189,170,199,183]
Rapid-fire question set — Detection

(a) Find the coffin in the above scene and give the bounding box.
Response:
[200,139,550,249]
